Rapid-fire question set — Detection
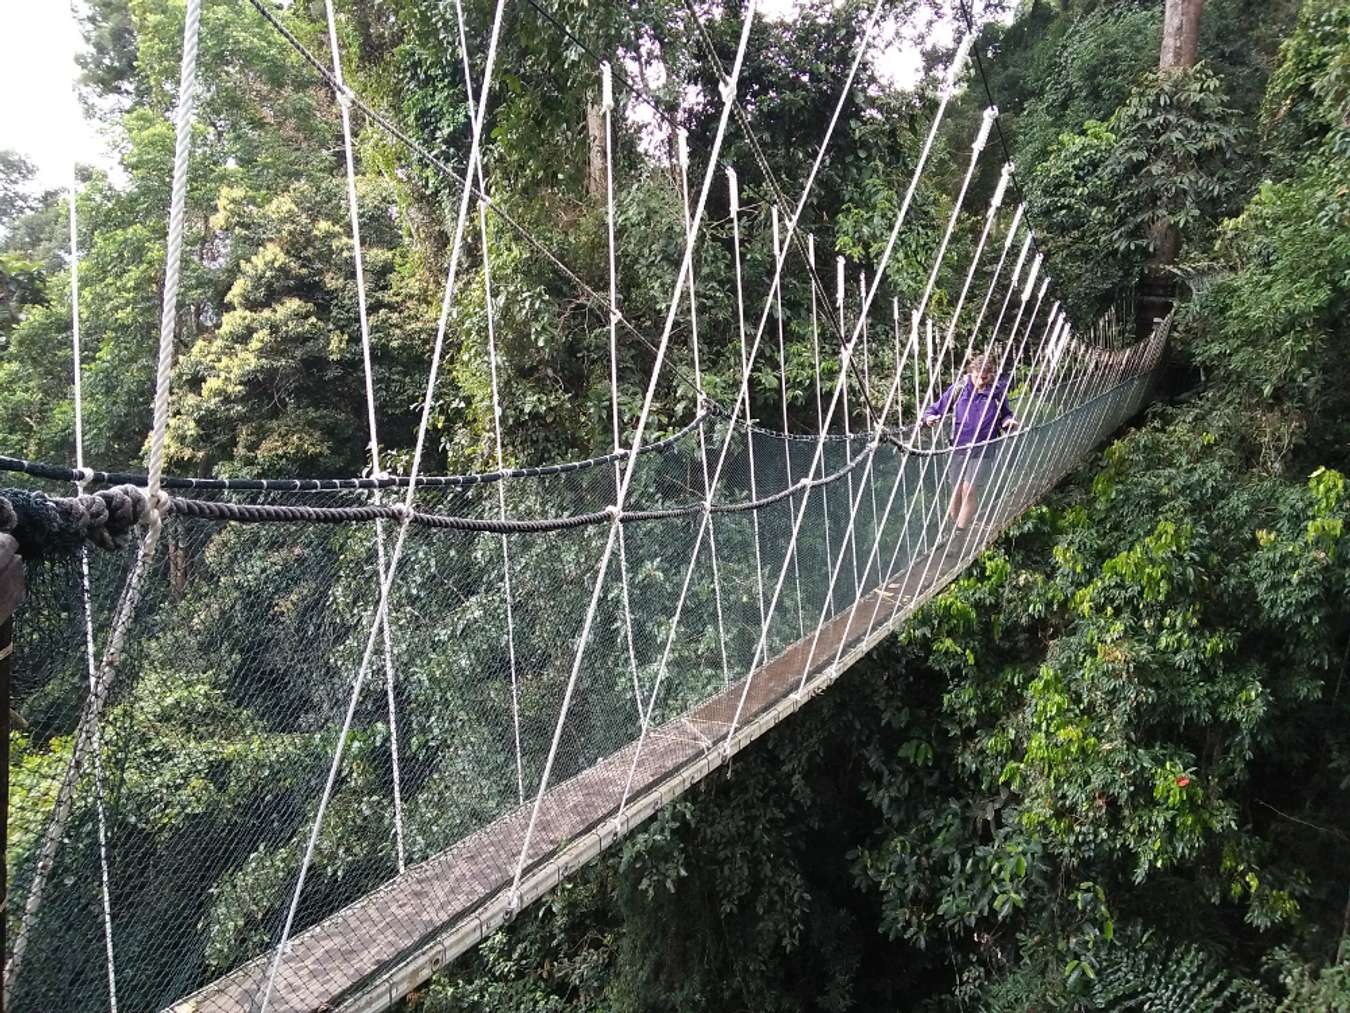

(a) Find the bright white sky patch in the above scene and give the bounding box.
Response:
[0,1,109,191]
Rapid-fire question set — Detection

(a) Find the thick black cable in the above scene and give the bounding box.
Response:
[241,0,712,407]
[39,370,1151,535]
[0,411,707,492]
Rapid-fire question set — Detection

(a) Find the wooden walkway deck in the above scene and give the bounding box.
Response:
[172,510,1013,1013]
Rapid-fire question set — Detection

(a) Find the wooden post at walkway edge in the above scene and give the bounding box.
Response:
[0,531,25,1013]
[1139,0,1206,337]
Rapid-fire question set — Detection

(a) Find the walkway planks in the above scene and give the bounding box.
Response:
[172,516,1008,1013]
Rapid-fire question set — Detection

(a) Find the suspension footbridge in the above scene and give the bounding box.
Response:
[1,0,1167,1010]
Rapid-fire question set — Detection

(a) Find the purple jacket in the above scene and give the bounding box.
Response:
[922,376,1015,448]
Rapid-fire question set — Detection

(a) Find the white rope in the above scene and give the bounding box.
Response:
[720,34,977,747]
[865,211,1033,633]
[960,278,1054,543]
[853,203,1035,656]
[601,63,646,728]
[258,0,510,1003]
[798,105,999,682]
[679,129,731,685]
[837,257,861,599]
[323,0,407,874]
[4,0,202,992]
[453,0,525,801]
[66,8,119,1001]
[509,0,759,904]
[772,206,805,637]
[858,270,882,590]
[903,247,1052,599]
[809,234,837,618]
[615,0,893,813]
[729,168,768,633]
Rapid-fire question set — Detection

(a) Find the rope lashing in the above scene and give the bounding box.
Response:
[0,487,148,560]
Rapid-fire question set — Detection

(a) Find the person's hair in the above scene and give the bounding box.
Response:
[968,353,993,373]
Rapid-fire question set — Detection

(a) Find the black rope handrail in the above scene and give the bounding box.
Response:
[0,411,710,492]
[0,372,1152,542]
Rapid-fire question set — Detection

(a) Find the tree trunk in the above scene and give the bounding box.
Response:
[1139,0,1205,337]
[586,94,606,203]
[1159,0,1204,74]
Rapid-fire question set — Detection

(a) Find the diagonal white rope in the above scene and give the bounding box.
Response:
[903,244,1050,599]
[718,34,980,751]
[835,176,1029,665]
[679,129,731,684]
[772,206,805,638]
[453,0,525,801]
[323,0,407,873]
[66,9,119,1001]
[728,168,767,633]
[257,0,510,1004]
[4,0,202,992]
[509,0,760,904]
[795,106,1000,683]
[614,1,900,811]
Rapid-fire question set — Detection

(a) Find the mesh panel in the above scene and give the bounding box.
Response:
[4,372,1157,1011]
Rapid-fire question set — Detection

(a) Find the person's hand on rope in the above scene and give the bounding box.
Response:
[922,415,939,429]
[1000,418,1018,431]
[0,531,24,622]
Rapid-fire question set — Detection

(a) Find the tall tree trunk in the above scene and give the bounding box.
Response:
[1140,0,1205,336]
[586,94,606,203]
[1159,0,1204,74]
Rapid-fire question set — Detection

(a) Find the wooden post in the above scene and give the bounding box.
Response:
[1,531,24,1013]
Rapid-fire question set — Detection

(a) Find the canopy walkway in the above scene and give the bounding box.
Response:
[2,1,1168,1010]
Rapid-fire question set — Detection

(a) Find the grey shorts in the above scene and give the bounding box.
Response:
[945,446,992,487]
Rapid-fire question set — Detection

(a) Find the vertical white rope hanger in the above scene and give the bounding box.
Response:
[64,4,119,1003]
[452,0,526,802]
[959,275,1055,545]
[772,206,805,638]
[612,1,901,813]
[323,0,408,873]
[509,1,760,907]
[795,106,1001,684]
[4,0,203,993]
[678,128,731,686]
[814,147,1023,674]
[809,234,837,619]
[938,277,1054,569]
[258,0,512,1002]
[728,169,768,634]
[603,63,648,728]
[904,247,1050,599]
[719,42,980,750]
[868,212,1032,622]
[858,270,883,590]
[836,257,861,600]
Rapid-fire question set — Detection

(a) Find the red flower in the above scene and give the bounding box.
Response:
[1176,775,1192,788]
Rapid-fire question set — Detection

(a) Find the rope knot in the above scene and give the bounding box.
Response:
[336,85,355,111]
[604,504,620,520]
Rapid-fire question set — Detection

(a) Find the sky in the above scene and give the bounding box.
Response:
[0,0,957,193]
[0,0,104,191]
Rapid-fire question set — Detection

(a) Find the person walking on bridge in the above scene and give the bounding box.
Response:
[921,353,1018,538]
